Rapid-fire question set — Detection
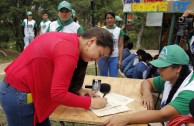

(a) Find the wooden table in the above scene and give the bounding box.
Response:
[50,75,147,126]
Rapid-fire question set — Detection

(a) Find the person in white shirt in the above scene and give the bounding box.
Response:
[38,12,51,35]
[21,11,37,49]
[47,1,84,35]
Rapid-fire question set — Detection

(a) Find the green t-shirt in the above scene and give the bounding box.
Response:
[153,75,194,115]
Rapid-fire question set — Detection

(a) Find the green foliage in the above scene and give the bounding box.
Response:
[141,27,160,49]
[0,0,160,50]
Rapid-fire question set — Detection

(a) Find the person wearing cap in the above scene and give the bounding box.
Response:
[47,1,84,34]
[21,11,37,49]
[115,15,125,30]
[104,44,194,126]
[0,27,113,126]
[98,10,124,77]
[38,12,51,35]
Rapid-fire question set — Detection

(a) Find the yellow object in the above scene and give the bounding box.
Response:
[27,93,33,104]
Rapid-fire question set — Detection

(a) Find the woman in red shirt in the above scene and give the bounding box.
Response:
[0,27,113,126]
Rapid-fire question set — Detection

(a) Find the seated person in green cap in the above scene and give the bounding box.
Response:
[47,1,84,34]
[104,44,194,126]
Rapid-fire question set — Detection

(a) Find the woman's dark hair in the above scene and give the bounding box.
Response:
[136,49,146,56]
[165,65,190,105]
[104,10,115,19]
[142,53,152,62]
[81,27,113,56]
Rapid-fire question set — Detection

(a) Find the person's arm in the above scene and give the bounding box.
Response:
[118,35,124,68]
[140,78,156,110]
[118,29,125,68]
[51,43,107,109]
[104,104,180,126]
[182,10,194,17]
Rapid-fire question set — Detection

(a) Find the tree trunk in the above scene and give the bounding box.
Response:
[136,22,145,49]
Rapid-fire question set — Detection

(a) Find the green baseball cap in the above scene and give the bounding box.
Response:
[27,11,32,16]
[58,1,72,11]
[115,16,123,22]
[150,44,189,68]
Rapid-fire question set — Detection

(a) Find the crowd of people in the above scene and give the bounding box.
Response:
[0,0,194,125]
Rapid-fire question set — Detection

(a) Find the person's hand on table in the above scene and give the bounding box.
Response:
[141,91,154,110]
[77,88,99,97]
[90,97,107,109]
[104,114,129,126]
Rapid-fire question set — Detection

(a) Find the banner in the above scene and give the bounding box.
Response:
[123,0,194,13]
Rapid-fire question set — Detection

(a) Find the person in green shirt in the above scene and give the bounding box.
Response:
[104,44,194,126]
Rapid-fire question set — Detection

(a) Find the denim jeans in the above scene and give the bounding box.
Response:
[98,56,118,77]
[24,36,34,49]
[0,79,50,126]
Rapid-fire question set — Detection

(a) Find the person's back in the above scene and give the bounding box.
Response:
[120,53,136,72]
[123,49,146,77]
[123,55,137,78]
[132,53,152,79]
[4,32,85,124]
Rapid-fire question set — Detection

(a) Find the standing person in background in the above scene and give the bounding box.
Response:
[98,11,124,77]
[0,27,113,126]
[104,44,194,126]
[38,12,51,35]
[115,15,125,30]
[47,1,84,34]
[21,11,37,49]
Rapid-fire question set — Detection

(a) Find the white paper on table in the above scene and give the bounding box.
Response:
[93,105,131,117]
[90,92,135,116]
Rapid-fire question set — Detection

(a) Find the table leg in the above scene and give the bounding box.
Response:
[59,121,65,126]
[59,121,75,126]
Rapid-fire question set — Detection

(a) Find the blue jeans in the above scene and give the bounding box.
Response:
[98,56,118,77]
[0,79,50,126]
[24,36,34,49]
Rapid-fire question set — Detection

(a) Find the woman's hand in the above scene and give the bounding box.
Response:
[104,115,129,126]
[141,91,155,110]
[77,88,99,97]
[90,97,107,109]
[117,60,122,68]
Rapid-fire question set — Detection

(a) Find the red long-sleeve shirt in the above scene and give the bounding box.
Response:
[4,32,91,124]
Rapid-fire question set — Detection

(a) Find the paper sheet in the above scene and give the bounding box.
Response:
[90,92,135,116]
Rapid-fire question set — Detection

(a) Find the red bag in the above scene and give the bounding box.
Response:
[168,115,194,126]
